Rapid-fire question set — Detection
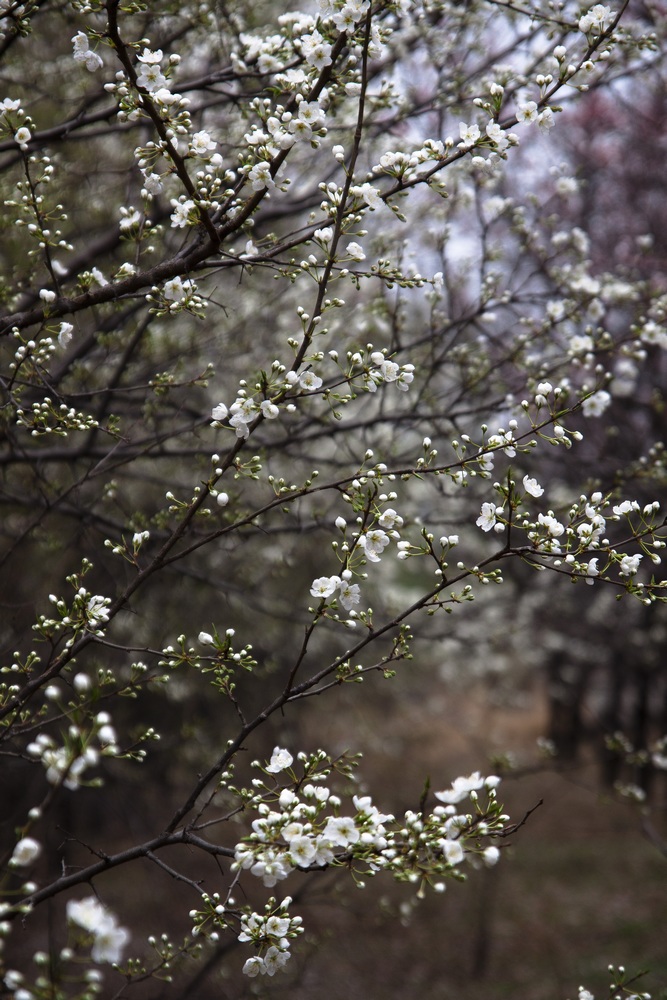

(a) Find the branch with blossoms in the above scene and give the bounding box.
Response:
[0,0,666,997]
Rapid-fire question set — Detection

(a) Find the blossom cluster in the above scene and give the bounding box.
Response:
[308,500,408,617]
[67,896,129,965]
[1,0,664,995]
[72,30,103,72]
[238,899,303,977]
[476,480,665,596]
[227,748,507,976]
[35,585,111,647]
[26,707,119,790]
[209,348,415,441]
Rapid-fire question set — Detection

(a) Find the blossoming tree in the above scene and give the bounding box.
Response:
[0,0,665,997]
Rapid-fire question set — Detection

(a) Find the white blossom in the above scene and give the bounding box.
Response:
[10,837,41,866]
[523,476,544,498]
[458,122,480,147]
[435,772,487,804]
[476,502,498,532]
[581,390,611,417]
[322,815,359,846]
[299,370,323,391]
[578,4,612,33]
[346,241,366,261]
[358,528,390,562]
[67,897,129,964]
[338,581,361,610]
[619,553,642,577]
[72,31,103,71]
[243,956,264,977]
[516,101,538,125]
[170,199,196,228]
[310,576,340,599]
[58,322,73,348]
[190,130,216,156]
[266,747,294,773]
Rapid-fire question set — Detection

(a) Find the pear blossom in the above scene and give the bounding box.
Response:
[577,517,605,546]
[143,172,163,195]
[265,915,291,937]
[441,839,464,865]
[537,513,565,537]
[260,400,279,419]
[229,397,257,438]
[578,3,612,33]
[288,836,318,867]
[243,956,264,977]
[10,837,41,866]
[299,29,332,69]
[90,267,108,287]
[67,897,110,934]
[378,508,403,530]
[487,430,516,457]
[297,101,325,128]
[58,322,73,348]
[251,850,292,886]
[486,121,508,149]
[357,182,382,209]
[86,595,110,627]
[266,747,294,773]
[585,558,599,584]
[459,122,480,147]
[581,390,611,417]
[476,502,498,532]
[263,946,291,975]
[248,162,275,191]
[435,772,486,804]
[67,897,129,964]
[190,130,216,156]
[119,208,141,232]
[314,227,333,243]
[619,553,642,577]
[338,581,361,610]
[91,920,130,964]
[333,0,369,30]
[537,108,555,130]
[310,576,340,599]
[516,101,538,125]
[137,47,164,64]
[163,276,186,301]
[523,476,544,498]
[371,357,400,382]
[72,31,103,71]
[170,199,196,228]
[322,815,359,846]
[346,241,366,261]
[612,500,639,516]
[312,837,336,866]
[397,365,415,390]
[299,370,322,391]
[136,60,167,92]
[640,320,667,349]
[358,528,390,562]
